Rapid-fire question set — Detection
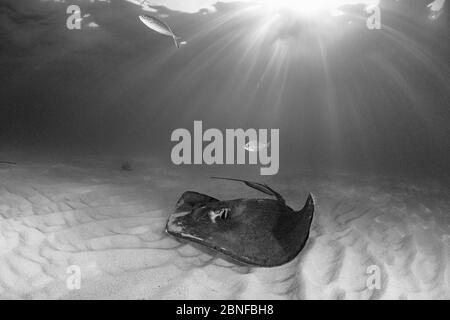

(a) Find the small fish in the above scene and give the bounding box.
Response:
[139,14,183,48]
[427,0,445,12]
[427,0,445,19]
[244,140,270,152]
[166,177,314,267]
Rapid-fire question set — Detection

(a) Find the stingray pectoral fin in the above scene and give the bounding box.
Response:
[175,191,219,212]
[298,193,314,219]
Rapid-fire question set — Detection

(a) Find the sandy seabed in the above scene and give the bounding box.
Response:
[0,158,449,300]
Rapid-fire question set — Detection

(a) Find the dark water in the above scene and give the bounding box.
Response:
[1,0,449,180]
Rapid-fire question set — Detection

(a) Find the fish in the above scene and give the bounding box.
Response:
[427,0,445,19]
[138,14,183,48]
[427,0,445,12]
[244,140,270,152]
[166,177,314,267]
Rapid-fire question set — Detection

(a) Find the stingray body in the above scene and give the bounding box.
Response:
[166,177,314,267]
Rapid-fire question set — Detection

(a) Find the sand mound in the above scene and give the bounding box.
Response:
[0,161,448,299]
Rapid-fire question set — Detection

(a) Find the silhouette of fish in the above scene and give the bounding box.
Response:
[138,14,183,48]
[166,177,314,267]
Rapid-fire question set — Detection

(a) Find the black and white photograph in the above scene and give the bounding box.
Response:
[0,0,449,301]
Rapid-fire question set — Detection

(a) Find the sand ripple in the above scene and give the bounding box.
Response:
[0,163,449,299]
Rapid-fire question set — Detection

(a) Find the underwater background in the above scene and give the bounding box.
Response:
[0,0,449,299]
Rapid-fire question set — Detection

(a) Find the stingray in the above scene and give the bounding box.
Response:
[166,177,314,267]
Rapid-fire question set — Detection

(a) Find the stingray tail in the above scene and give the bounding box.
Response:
[211,177,286,204]
[173,35,181,48]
